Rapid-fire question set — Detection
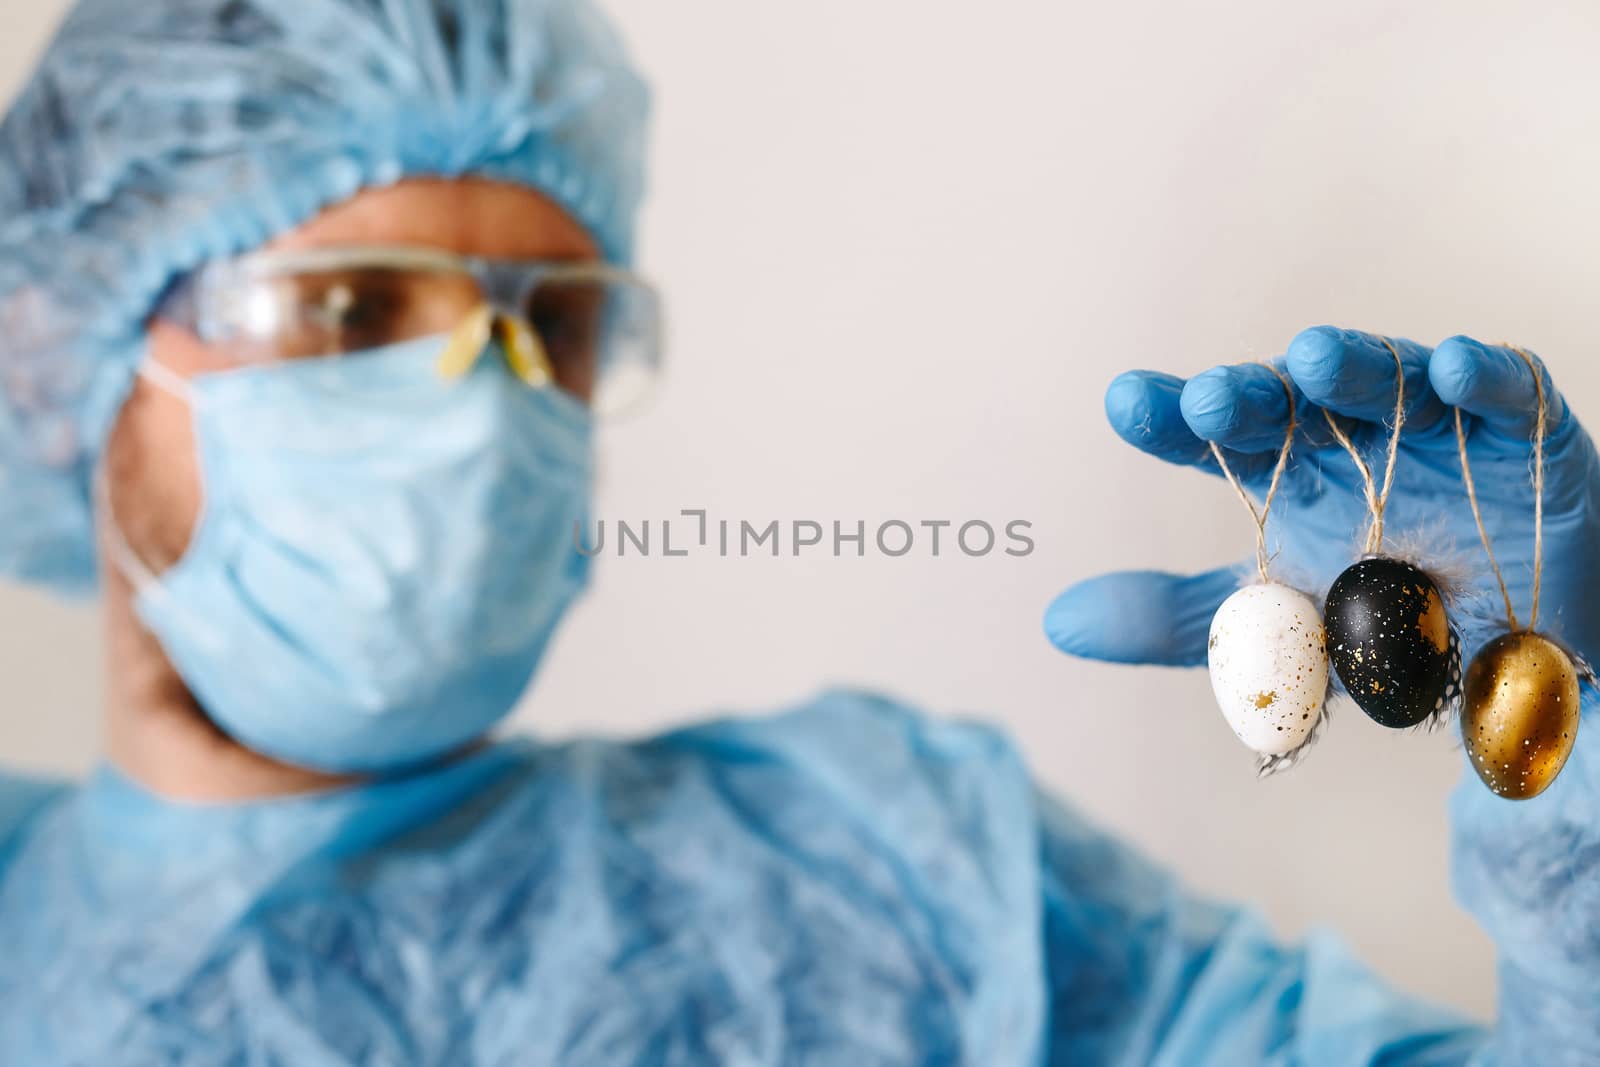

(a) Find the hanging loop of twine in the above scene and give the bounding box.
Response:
[1210,363,1297,584]
[1321,337,1406,555]
[1454,345,1548,634]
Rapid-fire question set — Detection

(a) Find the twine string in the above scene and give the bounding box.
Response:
[1453,345,1548,633]
[1455,407,1517,631]
[1210,363,1298,583]
[1320,337,1407,555]
[1529,350,1547,630]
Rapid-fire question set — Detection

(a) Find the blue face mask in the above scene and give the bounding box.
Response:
[105,334,594,773]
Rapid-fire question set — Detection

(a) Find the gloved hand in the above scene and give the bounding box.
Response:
[1046,326,1600,1062]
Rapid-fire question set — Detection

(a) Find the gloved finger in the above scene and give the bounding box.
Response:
[1179,361,1301,454]
[1106,370,1280,484]
[1429,334,1569,440]
[1045,565,1241,667]
[1284,326,1448,432]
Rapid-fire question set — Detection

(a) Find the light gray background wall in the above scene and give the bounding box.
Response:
[6,0,1600,1022]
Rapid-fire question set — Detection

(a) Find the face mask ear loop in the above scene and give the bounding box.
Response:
[92,457,164,598]
[138,357,196,404]
[93,356,196,597]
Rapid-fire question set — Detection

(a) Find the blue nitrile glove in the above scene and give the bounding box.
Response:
[1046,326,1600,1062]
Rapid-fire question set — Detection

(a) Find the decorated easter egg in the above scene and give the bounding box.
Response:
[1207,582,1329,756]
[1324,557,1460,728]
[1461,631,1580,800]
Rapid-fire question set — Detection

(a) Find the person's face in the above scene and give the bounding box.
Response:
[103,178,599,575]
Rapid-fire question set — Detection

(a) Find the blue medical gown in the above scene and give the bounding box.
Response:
[0,691,1487,1064]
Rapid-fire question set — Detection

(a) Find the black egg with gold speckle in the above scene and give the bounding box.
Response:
[1324,557,1460,728]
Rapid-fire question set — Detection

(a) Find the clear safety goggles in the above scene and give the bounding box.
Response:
[156,245,663,416]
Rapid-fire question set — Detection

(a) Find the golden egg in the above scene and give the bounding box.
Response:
[1460,631,1580,800]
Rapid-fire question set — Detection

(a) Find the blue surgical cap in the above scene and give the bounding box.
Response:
[0,0,649,594]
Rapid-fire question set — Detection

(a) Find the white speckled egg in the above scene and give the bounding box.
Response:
[1207,582,1328,756]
